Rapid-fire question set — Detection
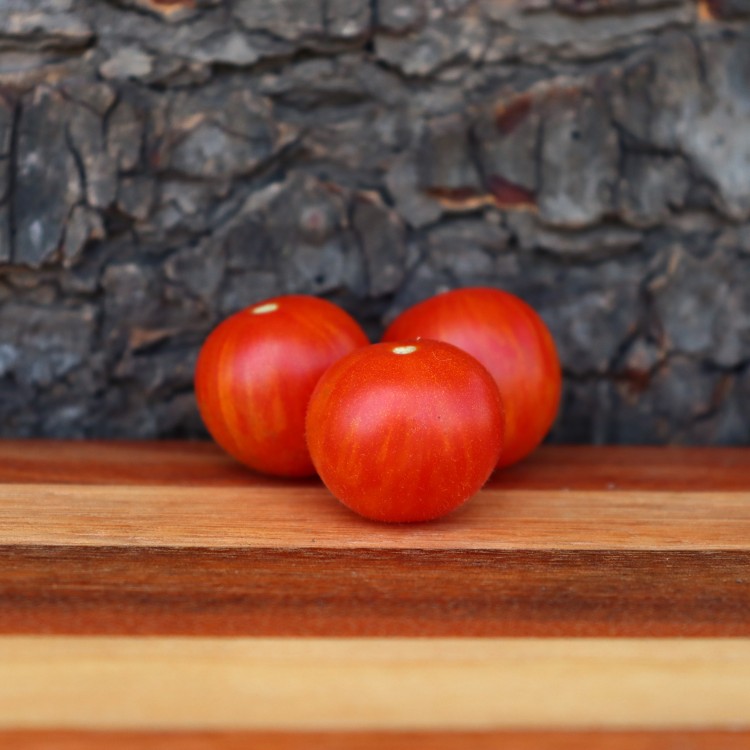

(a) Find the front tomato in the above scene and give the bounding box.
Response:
[306,340,504,523]
[195,295,369,477]
[382,287,561,469]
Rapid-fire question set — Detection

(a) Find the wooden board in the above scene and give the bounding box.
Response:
[1,440,749,748]
[2,637,750,728]
[5,731,750,750]
[1,440,749,637]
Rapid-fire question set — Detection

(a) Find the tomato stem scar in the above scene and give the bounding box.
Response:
[251,302,279,315]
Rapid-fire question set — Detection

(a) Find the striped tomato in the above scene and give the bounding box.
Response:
[382,287,561,468]
[306,339,504,522]
[195,295,369,477]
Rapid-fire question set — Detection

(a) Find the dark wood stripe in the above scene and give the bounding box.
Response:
[2,546,748,636]
[1,440,749,491]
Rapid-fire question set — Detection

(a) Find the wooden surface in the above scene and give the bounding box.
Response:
[1,440,749,636]
[2,638,750,729]
[4,732,750,750]
[1,440,749,748]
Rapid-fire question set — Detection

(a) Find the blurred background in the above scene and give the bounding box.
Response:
[0,0,748,444]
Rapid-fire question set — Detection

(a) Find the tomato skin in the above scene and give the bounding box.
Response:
[382,287,561,469]
[194,295,369,477]
[306,340,504,523]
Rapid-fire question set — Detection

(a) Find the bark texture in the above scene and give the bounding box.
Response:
[0,0,749,443]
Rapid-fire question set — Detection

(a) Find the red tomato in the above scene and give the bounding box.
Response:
[306,339,504,523]
[382,287,561,469]
[195,295,369,477]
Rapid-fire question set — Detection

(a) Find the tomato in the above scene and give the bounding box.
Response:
[195,295,369,477]
[305,339,504,523]
[382,287,561,469]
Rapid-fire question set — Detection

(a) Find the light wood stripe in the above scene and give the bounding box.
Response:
[1,484,750,550]
[4,730,750,750]
[2,638,750,730]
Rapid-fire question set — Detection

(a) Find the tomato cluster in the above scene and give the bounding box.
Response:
[195,288,561,523]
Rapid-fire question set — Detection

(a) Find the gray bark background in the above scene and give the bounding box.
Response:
[0,0,749,443]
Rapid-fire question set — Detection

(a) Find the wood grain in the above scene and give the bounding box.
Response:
[1,440,749,491]
[2,638,750,730]
[0,441,749,636]
[2,546,749,636]
[5,730,750,750]
[2,441,749,746]
[2,483,750,550]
